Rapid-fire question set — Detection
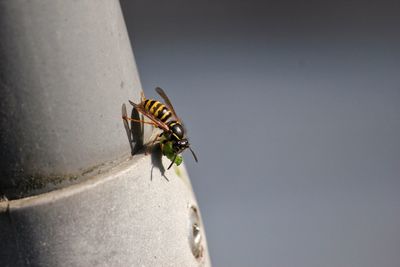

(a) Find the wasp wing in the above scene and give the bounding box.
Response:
[129,100,170,132]
[155,87,181,122]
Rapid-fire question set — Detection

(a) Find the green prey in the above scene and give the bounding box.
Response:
[161,141,183,167]
[157,133,183,167]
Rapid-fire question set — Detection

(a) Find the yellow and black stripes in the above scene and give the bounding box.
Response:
[168,121,178,128]
[144,99,172,122]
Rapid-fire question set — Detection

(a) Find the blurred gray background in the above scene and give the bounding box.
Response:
[120,1,400,266]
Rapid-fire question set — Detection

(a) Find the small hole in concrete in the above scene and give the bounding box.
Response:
[188,205,203,259]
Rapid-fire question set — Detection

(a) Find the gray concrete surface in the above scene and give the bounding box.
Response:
[0,1,210,266]
[0,0,141,195]
[0,154,210,266]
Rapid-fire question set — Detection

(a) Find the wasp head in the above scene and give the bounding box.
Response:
[172,139,189,154]
[172,139,198,163]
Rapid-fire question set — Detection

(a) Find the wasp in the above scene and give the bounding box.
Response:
[123,87,198,169]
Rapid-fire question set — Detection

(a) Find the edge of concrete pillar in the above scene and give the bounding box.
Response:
[0,0,211,266]
[0,154,211,266]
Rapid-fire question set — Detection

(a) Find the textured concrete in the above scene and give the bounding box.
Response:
[0,1,210,266]
[0,0,142,192]
[0,154,210,266]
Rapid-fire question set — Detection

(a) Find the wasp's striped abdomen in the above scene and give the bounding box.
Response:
[144,99,172,122]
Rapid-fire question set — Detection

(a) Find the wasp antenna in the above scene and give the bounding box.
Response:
[128,100,135,106]
[189,147,198,162]
[168,154,177,170]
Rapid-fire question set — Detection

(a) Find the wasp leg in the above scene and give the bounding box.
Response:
[150,136,159,147]
[145,134,162,155]
[150,132,164,146]
[122,116,159,127]
[167,154,177,170]
[123,116,160,155]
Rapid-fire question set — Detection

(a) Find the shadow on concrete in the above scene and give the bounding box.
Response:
[122,103,143,155]
[150,144,168,181]
[122,103,168,181]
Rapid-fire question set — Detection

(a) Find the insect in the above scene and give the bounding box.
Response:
[123,87,198,169]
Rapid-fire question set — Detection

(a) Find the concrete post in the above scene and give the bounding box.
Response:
[0,1,210,266]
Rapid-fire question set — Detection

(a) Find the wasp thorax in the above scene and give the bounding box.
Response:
[168,121,184,140]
